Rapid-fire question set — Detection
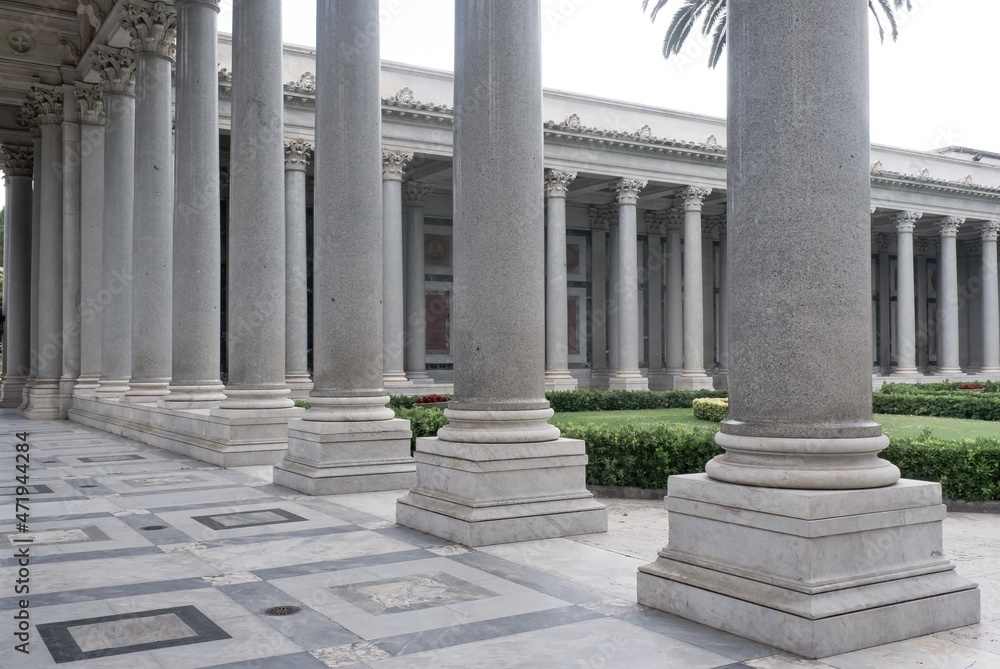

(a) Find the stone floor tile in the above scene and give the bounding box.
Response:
[824,635,1000,668]
[310,641,392,668]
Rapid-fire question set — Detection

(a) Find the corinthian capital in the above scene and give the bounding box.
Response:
[95,48,136,95]
[980,221,1000,243]
[965,239,983,256]
[381,150,413,181]
[0,145,34,178]
[544,170,576,198]
[614,177,647,205]
[939,216,965,237]
[284,139,313,171]
[75,85,105,125]
[665,208,684,231]
[28,87,63,126]
[682,185,712,210]
[404,182,434,208]
[588,204,616,231]
[124,1,177,59]
[893,211,922,233]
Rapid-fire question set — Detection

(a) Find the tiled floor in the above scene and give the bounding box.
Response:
[2,411,998,668]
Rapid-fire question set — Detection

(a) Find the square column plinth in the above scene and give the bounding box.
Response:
[396,436,608,547]
[637,474,980,659]
[272,418,415,495]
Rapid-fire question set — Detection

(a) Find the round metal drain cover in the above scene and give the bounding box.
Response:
[262,605,302,617]
[139,525,167,531]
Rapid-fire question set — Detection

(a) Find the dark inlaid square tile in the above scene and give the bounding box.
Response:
[0,483,53,495]
[37,605,230,663]
[192,508,308,531]
[0,525,109,548]
[77,454,146,463]
[328,571,498,616]
[122,474,206,488]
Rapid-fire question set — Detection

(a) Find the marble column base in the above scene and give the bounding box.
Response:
[94,379,130,400]
[934,369,966,379]
[544,370,578,391]
[588,371,611,389]
[608,371,649,391]
[405,370,433,383]
[18,379,34,412]
[122,381,171,405]
[0,376,28,408]
[285,374,314,399]
[160,384,228,410]
[19,380,64,419]
[73,376,101,397]
[383,372,414,389]
[396,436,608,547]
[637,474,980,659]
[673,372,715,390]
[646,370,673,391]
[712,369,729,389]
[273,417,415,495]
[59,379,76,416]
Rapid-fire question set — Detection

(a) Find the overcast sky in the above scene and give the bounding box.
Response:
[218,0,1000,154]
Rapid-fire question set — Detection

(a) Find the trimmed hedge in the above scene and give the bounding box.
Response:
[693,397,729,422]
[879,381,1000,394]
[394,405,449,450]
[885,435,1000,501]
[873,390,1000,421]
[544,388,727,413]
[554,422,723,489]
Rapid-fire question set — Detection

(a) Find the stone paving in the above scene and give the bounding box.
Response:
[1,410,998,668]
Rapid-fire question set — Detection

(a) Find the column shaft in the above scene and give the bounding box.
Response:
[284,140,312,393]
[60,96,82,407]
[544,170,577,390]
[936,218,963,375]
[877,242,891,374]
[980,222,1000,373]
[646,224,667,389]
[676,188,714,389]
[0,150,33,406]
[664,218,684,378]
[608,220,619,374]
[76,90,105,393]
[125,5,176,402]
[916,251,929,370]
[21,136,42,412]
[404,182,433,382]
[701,224,716,372]
[717,225,729,375]
[382,150,412,387]
[610,179,648,390]
[590,217,608,386]
[217,0,292,411]
[893,213,920,375]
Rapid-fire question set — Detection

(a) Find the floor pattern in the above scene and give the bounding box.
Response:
[1,411,998,668]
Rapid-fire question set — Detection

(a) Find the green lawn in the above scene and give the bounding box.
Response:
[551,408,1000,441]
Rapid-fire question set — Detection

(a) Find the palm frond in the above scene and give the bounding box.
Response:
[706,11,727,69]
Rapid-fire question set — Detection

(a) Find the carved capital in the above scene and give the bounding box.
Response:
[544,170,576,198]
[382,149,413,181]
[75,85,105,125]
[915,236,932,255]
[17,100,40,137]
[875,233,893,253]
[404,182,434,208]
[614,178,647,205]
[95,48,136,95]
[980,221,1000,243]
[702,221,719,239]
[939,216,965,237]
[665,208,684,231]
[588,204,617,231]
[28,87,63,126]
[284,139,313,171]
[645,211,667,235]
[893,210,922,233]
[0,145,34,177]
[124,1,177,59]
[682,185,711,210]
[965,239,983,256]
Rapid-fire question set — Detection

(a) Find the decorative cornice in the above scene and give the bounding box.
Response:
[0,145,34,177]
[939,216,965,237]
[124,1,177,59]
[614,177,647,205]
[75,85,105,125]
[95,48,136,95]
[285,71,315,93]
[382,149,413,181]
[28,87,63,126]
[544,170,576,198]
[682,185,712,210]
[284,139,313,171]
[404,182,434,208]
[893,210,922,233]
[588,204,617,231]
[391,87,414,104]
[980,221,1000,243]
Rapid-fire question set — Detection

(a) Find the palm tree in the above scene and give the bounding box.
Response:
[643,0,913,69]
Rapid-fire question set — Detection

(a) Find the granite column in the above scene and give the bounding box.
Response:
[544,169,578,390]
[74,87,105,394]
[94,50,135,399]
[663,209,684,383]
[675,186,713,389]
[638,0,978,656]
[20,133,42,412]
[589,209,609,387]
[646,213,669,389]
[980,221,1000,374]
[892,212,921,376]
[166,0,226,408]
[274,0,413,494]
[610,178,648,390]
[0,146,33,406]
[60,81,82,412]
[213,0,294,415]
[936,217,964,376]
[396,0,606,545]
[382,149,413,388]
[717,221,729,379]
[404,182,434,383]
[283,139,313,395]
